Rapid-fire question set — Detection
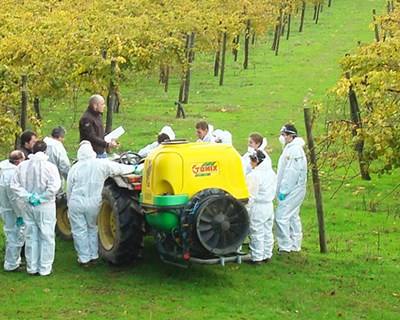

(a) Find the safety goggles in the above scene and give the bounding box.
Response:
[280,126,297,135]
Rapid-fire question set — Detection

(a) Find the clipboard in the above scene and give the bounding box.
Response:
[105,126,125,143]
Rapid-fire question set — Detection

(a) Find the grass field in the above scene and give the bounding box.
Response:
[1,0,399,319]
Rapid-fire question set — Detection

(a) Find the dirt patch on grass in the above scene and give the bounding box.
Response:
[204,104,241,113]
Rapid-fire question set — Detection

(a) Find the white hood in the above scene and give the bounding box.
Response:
[212,129,224,140]
[287,137,306,149]
[159,126,175,140]
[77,142,96,160]
[44,136,60,147]
[212,129,232,145]
[260,137,268,150]
[256,155,272,173]
[44,136,64,155]
[0,159,15,171]
[29,152,49,161]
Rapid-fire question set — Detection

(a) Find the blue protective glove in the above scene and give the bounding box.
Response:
[16,217,24,227]
[278,193,287,201]
[28,193,41,207]
[28,193,34,203]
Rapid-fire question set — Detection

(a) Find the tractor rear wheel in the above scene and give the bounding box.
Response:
[55,194,72,241]
[98,181,145,265]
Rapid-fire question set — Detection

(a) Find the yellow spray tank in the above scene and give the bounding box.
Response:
[141,142,249,204]
[141,141,250,265]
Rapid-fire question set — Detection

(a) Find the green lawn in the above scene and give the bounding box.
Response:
[1,0,399,319]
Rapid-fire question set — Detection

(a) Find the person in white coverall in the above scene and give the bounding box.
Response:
[246,150,277,264]
[0,151,25,271]
[275,124,307,253]
[43,126,70,180]
[242,132,269,175]
[10,141,61,276]
[212,129,232,145]
[138,126,175,158]
[67,141,134,265]
[195,121,215,143]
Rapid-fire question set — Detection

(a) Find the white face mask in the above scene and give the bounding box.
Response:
[247,146,256,153]
[279,135,286,146]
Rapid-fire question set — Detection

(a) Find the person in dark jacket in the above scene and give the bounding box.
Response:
[79,95,117,158]
[19,130,38,159]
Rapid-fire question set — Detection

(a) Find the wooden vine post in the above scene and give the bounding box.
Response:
[304,107,328,254]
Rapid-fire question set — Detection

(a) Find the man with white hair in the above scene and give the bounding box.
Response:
[79,94,117,158]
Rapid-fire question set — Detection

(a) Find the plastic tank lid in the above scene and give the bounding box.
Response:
[161,139,188,145]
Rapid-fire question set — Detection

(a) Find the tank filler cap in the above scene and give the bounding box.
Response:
[161,139,188,145]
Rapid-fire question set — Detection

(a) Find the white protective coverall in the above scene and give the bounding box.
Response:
[275,137,307,252]
[212,129,232,145]
[241,138,268,176]
[0,160,24,271]
[138,126,176,158]
[197,124,215,143]
[67,142,134,263]
[10,152,61,275]
[246,158,277,261]
[43,136,71,180]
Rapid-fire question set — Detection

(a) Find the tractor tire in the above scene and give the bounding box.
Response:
[55,193,73,241]
[98,181,145,265]
[187,188,249,257]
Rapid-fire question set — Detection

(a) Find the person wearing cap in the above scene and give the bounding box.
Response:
[245,149,277,264]
[67,141,135,266]
[195,121,215,143]
[275,124,307,253]
[241,133,269,175]
[138,126,175,158]
[44,126,71,180]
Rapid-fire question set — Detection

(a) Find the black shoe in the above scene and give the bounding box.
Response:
[78,261,91,268]
[5,265,23,272]
[245,260,263,265]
